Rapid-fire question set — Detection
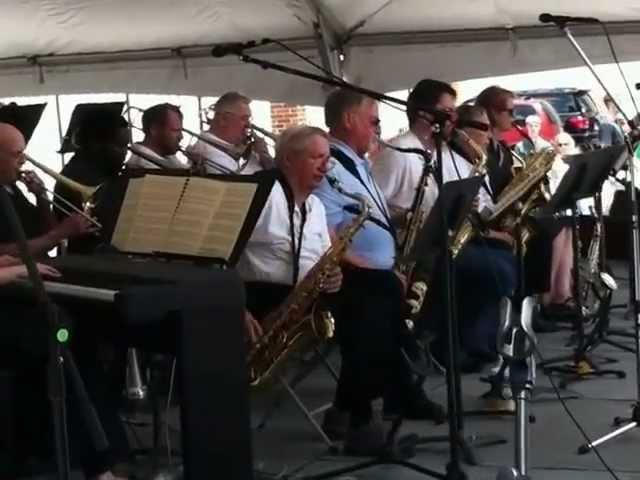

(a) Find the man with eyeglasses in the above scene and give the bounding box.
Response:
[373,81,516,373]
[313,88,445,456]
[0,122,94,258]
[188,92,273,174]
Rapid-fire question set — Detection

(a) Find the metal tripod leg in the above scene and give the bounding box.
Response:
[578,420,638,454]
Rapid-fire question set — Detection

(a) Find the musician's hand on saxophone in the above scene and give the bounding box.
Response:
[322,265,343,293]
[244,310,263,344]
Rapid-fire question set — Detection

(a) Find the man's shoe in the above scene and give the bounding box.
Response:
[343,420,386,456]
[321,406,349,441]
[384,388,447,424]
[404,389,447,423]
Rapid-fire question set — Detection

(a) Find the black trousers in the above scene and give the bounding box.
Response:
[330,266,413,426]
[1,299,123,478]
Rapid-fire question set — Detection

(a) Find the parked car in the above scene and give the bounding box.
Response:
[515,88,601,148]
[500,98,563,147]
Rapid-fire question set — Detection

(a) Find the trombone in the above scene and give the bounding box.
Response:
[20,154,102,229]
[125,105,246,174]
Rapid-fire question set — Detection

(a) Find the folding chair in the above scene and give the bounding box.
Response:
[255,341,339,449]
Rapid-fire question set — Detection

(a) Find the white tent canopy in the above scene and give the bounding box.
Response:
[2,0,640,102]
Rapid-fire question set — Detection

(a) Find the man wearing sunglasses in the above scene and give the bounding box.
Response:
[372,80,516,373]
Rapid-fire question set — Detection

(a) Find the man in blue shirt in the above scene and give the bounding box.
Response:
[314,89,444,456]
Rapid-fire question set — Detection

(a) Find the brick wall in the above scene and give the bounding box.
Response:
[270,103,307,134]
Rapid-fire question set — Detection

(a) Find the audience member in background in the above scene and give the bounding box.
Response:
[514,114,552,157]
[540,132,578,315]
[599,96,624,147]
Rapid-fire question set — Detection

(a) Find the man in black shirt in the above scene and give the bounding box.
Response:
[54,109,129,253]
[0,123,94,257]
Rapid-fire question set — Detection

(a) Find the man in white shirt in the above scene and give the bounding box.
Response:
[126,103,188,170]
[373,80,516,372]
[187,92,273,175]
[236,125,341,341]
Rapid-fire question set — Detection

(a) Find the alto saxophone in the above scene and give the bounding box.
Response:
[450,148,556,257]
[247,177,371,387]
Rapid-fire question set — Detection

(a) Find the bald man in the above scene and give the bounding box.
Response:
[0,122,93,257]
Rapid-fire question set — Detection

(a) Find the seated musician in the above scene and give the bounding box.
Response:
[125,103,188,169]
[0,257,127,480]
[54,108,130,253]
[187,92,273,174]
[312,89,445,455]
[372,79,516,372]
[476,86,565,319]
[236,125,339,340]
[0,122,95,257]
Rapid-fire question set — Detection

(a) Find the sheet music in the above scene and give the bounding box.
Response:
[164,177,257,258]
[111,174,259,261]
[111,175,187,253]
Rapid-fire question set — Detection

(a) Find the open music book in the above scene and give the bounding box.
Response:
[109,172,273,264]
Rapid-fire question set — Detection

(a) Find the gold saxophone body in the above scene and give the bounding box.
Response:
[247,177,371,387]
[450,147,556,258]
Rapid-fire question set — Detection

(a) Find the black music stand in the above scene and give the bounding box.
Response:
[0,103,47,143]
[0,187,109,480]
[539,146,627,387]
[59,102,126,154]
[406,176,507,469]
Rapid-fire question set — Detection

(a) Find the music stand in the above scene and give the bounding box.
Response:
[539,146,627,387]
[59,102,126,154]
[0,103,47,143]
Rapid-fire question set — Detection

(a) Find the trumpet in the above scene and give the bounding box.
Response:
[20,155,102,229]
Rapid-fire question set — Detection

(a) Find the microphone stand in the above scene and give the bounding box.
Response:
[545,18,640,454]
[0,187,109,480]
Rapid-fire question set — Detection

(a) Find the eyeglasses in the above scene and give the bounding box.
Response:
[458,120,490,132]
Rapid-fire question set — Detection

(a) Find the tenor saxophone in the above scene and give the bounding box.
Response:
[402,131,487,324]
[247,177,371,387]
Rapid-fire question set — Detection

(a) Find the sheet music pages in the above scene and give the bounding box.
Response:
[111,175,187,253]
[164,176,257,259]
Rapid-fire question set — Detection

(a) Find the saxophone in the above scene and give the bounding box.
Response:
[450,148,556,258]
[402,132,486,323]
[247,177,371,387]
[580,206,618,316]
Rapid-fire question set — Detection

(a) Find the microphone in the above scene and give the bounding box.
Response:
[539,13,600,25]
[211,39,271,58]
